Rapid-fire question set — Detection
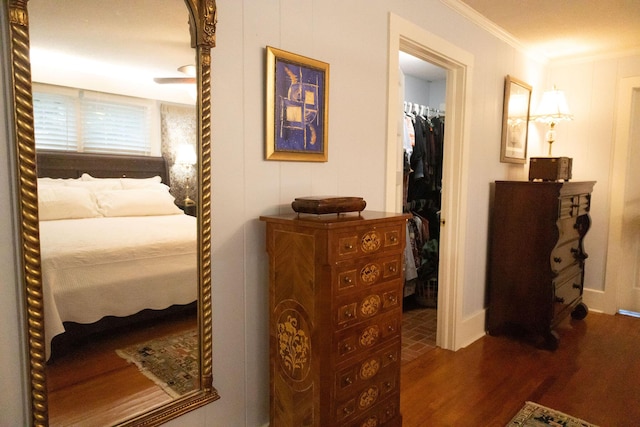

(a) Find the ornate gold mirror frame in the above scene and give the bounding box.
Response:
[6,0,219,425]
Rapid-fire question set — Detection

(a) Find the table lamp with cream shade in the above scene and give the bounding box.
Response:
[531,85,574,156]
[175,143,197,206]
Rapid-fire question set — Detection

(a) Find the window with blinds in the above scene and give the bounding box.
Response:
[33,85,154,156]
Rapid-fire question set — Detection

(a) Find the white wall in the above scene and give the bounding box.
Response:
[543,54,640,298]
[2,1,639,426]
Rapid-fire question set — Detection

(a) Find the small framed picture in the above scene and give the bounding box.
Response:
[500,75,532,164]
[265,46,329,162]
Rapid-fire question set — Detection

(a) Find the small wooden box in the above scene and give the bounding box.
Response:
[291,196,366,214]
[529,157,572,181]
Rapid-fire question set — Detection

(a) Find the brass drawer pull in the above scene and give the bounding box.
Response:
[388,265,397,273]
[343,276,352,284]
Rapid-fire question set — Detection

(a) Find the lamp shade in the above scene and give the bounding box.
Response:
[175,143,197,165]
[533,86,573,124]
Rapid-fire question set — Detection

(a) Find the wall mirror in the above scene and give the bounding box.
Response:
[500,75,532,164]
[6,0,218,425]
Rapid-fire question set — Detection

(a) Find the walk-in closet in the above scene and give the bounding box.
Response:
[399,51,446,364]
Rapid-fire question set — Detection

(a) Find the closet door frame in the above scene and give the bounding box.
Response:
[386,13,476,351]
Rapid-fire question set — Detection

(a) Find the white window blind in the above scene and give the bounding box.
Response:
[81,96,151,155]
[33,85,153,156]
[32,92,79,151]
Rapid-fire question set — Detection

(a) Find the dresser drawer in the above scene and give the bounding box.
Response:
[556,216,581,246]
[335,341,399,399]
[554,269,582,319]
[559,193,590,219]
[336,282,402,328]
[346,395,400,427]
[551,238,581,273]
[335,311,400,363]
[335,254,403,294]
[335,372,399,424]
[333,224,404,261]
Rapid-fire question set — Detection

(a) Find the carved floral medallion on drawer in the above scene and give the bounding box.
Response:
[359,325,380,347]
[360,295,381,317]
[359,357,381,380]
[360,263,381,284]
[361,231,382,253]
[359,386,379,410]
[276,310,311,380]
[361,417,379,427]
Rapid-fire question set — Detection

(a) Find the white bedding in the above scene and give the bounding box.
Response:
[40,214,197,360]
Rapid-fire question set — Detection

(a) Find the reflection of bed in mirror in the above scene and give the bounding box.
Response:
[36,151,197,362]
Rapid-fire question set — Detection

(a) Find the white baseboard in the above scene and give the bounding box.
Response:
[582,287,609,314]
[455,308,487,350]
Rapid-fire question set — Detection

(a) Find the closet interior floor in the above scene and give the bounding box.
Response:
[402,300,437,364]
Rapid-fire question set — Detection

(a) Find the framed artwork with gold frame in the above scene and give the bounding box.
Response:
[500,75,532,164]
[266,46,329,162]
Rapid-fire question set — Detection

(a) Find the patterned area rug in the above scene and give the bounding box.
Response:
[507,401,599,427]
[116,329,198,398]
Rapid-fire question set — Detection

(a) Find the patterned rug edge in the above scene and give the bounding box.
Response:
[115,329,198,399]
[507,401,599,427]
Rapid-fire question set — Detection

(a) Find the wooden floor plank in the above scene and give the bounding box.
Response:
[46,314,196,426]
[400,312,640,427]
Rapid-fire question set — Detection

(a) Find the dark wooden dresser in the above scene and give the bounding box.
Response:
[260,211,409,427]
[487,181,595,349]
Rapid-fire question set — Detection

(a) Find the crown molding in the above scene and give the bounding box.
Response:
[440,0,548,64]
[549,46,640,67]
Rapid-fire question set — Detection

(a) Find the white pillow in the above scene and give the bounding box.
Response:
[95,189,182,217]
[66,178,123,191]
[120,176,164,189]
[38,177,79,186]
[38,186,102,221]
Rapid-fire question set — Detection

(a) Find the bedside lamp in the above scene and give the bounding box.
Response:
[175,143,197,206]
[531,86,573,156]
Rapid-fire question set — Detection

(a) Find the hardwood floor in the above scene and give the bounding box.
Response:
[400,311,640,427]
[46,308,639,426]
[46,313,196,426]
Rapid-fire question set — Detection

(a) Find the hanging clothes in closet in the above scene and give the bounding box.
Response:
[402,104,444,302]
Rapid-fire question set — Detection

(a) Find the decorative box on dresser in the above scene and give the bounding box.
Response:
[260,211,409,427]
[487,180,596,350]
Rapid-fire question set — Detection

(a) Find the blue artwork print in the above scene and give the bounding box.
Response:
[274,59,325,153]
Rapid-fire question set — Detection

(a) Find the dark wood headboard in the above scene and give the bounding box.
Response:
[36,150,170,185]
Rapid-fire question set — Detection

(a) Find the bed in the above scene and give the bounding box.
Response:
[36,151,198,361]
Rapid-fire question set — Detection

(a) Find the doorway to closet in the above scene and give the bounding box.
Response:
[387,12,476,354]
[399,51,446,364]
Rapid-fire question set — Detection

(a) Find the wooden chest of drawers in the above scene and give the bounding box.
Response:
[487,181,595,349]
[260,211,409,426]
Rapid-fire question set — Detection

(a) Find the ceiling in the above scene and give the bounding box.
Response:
[401,0,640,81]
[458,0,640,60]
[28,0,195,103]
[27,1,640,87]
